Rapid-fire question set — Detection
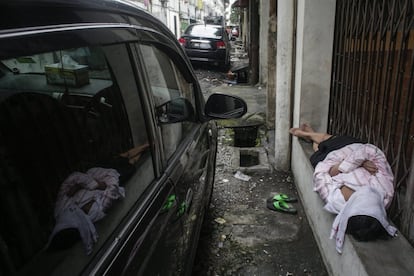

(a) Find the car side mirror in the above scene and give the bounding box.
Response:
[156,97,195,124]
[205,93,247,119]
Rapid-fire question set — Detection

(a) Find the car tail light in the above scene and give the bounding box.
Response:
[178,37,187,46]
[216,41,226,49]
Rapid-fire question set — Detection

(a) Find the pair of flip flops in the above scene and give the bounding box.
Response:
[266,193,298,214]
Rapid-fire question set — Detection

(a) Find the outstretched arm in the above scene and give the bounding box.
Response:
[119,143,150,164]
[339,144,383,174]
[361,160,378,175]
[338,144,394,207]
[329,163,341,176]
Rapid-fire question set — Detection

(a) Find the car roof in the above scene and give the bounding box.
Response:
[0,0,189,59]
[0,0,171,37]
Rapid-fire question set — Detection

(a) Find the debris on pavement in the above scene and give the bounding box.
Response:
[234,170,251,181]
[191,40,327,276]
[214,217,226,224]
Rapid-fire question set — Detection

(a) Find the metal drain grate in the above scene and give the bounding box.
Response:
[239,150,259,167]
[232,125,259,147]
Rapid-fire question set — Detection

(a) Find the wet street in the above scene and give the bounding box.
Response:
[191,59,328,275]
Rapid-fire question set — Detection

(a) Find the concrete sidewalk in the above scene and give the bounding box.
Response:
[202,39,414,276]
[207,79,414,276]
[193,79,328,275]
[212,84,266,115]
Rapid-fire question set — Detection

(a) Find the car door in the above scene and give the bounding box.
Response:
[87,41,186,276]
[0,25,185,276]
[138,42,217,275]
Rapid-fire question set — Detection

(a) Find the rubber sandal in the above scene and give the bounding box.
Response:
[266,200,297,214]
[267,193,298,203]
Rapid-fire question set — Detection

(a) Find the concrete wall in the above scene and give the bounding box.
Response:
[242,9,249,49]
[259,0,269,85]
[276,0,346,273]
[266,2,277,129]
[291,0,338,271]
[293,0,333,131]
[275,1,414,275]
[274,0,295,170]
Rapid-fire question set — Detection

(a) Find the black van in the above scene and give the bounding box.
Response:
[0,1,246,275]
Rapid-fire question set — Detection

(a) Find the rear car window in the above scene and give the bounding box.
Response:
[0,43,155,275]
[185,25,223,39]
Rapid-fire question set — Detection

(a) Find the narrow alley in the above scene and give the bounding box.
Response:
[191,42,328,276]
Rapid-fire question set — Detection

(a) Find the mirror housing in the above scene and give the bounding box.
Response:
[204,93,247,119]
[156,97,195,124]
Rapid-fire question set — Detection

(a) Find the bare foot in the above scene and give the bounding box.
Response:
[289,127,313,143]
[301,123,315,133]
[289,128,310,138]
[289,127,301,136]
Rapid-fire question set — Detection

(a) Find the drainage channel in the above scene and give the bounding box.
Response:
[240,150,259,167]
[232,124,259,148]
[226,123,271,172]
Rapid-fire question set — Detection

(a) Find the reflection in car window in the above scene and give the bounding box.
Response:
[139,44,196,161]
[0,44,154,275]
[2,47,111,79]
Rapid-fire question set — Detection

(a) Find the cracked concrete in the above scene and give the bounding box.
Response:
[191,42,327,276]
[230,146,271,173]
[192,127,328,276]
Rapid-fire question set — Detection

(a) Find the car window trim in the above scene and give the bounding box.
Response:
[136,37,205,121]
[0,23,139,38]
[128,42,165,176]
[133,42,203,167]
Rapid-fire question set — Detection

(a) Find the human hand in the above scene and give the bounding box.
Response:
[362,160,378,175]
[329,163,341,176]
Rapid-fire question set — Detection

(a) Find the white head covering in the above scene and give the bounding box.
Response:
[48,203,98,255]
[330,186,397,254]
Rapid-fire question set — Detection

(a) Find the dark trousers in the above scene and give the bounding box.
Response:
[309,136,362,168]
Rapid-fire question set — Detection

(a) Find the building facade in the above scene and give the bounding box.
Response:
[132,0,226,38]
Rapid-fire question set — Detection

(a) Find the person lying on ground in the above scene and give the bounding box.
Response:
[290,124,397,253]
[289,123,394,213]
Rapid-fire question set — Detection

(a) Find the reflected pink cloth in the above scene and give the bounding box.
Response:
[55,168,124,221]
[50,167,124,254]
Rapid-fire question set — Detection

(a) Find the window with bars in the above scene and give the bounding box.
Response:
[330,0,414,244]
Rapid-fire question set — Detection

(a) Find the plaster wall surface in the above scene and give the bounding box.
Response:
[259,0,269,85]
[274,0,294,170]
[294,0,335,131]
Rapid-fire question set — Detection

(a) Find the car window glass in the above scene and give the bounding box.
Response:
[186,25,223,38]
[0,43,155,275]
[139,44,196,161]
